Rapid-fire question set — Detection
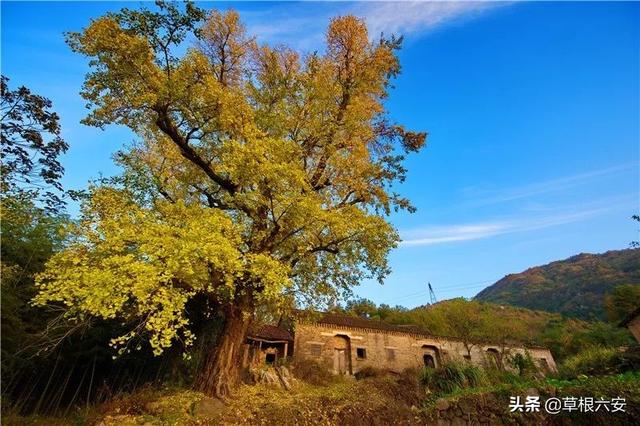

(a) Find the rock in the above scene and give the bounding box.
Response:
[525,387,539,397]
[435,398,450,411]
[451,417,467,426]
[253,368,279,386]
[265,370,280,385]
[280,375,292,390]
[193,396,225,419]
[458,399,475,415]
[275,366,292,390]
[279,366,292,380]
[251,366,297,390]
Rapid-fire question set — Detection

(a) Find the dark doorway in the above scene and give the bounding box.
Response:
[423,354,435,368]
[265,353,276,364]
[421,345,440,368]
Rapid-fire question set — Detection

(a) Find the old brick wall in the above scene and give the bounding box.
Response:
[293,323,557,375]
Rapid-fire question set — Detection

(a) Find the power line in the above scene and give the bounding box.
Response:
[382,284,487,306]
[381,278,496,305]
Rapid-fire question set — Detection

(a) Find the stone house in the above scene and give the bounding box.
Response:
[244,324,294,367]
[289,313,557,375]
[620,307,640,343]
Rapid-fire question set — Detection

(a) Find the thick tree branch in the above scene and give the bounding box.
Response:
[153,106,238,195]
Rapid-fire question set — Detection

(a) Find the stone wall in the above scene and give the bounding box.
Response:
[293,323,557,375]
[426,388,548,426]
[628,315,640,343]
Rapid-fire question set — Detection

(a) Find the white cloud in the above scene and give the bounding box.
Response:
[356,1,506,38]
[241,1,508,51]
[401,223,509,246]
[399,201,629,247]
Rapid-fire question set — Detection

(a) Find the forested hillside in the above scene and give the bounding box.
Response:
[474,249,640,320]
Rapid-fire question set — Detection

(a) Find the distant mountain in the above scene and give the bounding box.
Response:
[474,249,640,321]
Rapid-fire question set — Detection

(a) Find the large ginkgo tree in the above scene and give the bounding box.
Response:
[35,1,426,397]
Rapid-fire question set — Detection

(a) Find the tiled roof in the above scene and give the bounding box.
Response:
[310,312,435,337]
[248,324,293,342]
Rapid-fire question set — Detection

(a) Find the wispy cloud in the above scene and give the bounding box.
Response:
[464,163,636,207]
[400,196,635,247]
[401,223,509,246]
[356,1,507,38]
[242,1,508,51]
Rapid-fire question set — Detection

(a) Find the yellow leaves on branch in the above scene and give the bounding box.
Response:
[34,188,291,355]
[68,17,163,128]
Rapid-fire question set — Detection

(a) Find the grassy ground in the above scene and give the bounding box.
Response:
[3,370,426,425]
[422,371,640,425]
[4,367,639,425]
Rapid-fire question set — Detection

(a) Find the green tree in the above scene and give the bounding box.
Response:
[1,76,69,210]
[437,299,488,358]
[604,284,640,323]
[1,194,68,389]
[34,2,425,397]
[344,298,379,318]
[1,76,71,392]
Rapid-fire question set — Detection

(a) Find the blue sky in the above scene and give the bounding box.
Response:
[2,1,638,307]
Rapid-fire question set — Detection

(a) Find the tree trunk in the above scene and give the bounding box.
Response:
[195,304,251,398]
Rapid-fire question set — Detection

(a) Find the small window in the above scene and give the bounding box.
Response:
[386,348,396,361]
[356,347,367,359]
[310,344,322,357]
[265,353,276,364]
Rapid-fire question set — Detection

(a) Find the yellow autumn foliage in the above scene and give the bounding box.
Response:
[36,3,425,357]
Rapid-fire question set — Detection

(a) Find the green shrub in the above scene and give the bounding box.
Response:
[559,346,627,378]
[419,366,436,388]
[462,363,486,387]
[419,361,487,396]
[353,366,386,380]
[507,351,538,377]
[274,356,291,367]
[483,362,533,387]
[289,358,335,386]
[554,372,640,425]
